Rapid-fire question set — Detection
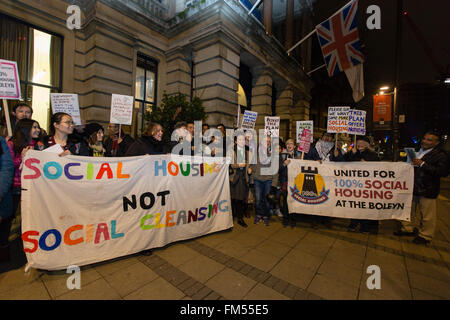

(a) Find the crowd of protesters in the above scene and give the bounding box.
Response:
[0,102,449,263]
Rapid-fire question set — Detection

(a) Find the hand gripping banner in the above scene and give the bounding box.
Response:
[21,151,233,270]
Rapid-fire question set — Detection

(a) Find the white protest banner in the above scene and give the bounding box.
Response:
[21,151,233,270]
[0,59,21,99]
[298,129,312,153]
[110,94,134,125]
[264,116,280,137]
[296,121,314,143]
[327,106,350,133]
[287,160,413,221]
[50,93,82,126]
[241,110,258,129]
[348,109,366,135]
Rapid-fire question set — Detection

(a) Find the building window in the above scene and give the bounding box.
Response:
[0,13,62,132]
[134,53,158,136]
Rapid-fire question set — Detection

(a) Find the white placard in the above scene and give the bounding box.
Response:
[264,116,280,137]
[241,110,258,130]
[43,144,64,154]
[296,121,314,143]
[110,94,134,125]
[327,106,350,133]
[347,109,366,135]
[50,93,82,126]
[0,59,21,100]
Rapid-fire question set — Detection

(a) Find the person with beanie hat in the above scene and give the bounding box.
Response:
[345,135,380,234]
[84,123,106,157]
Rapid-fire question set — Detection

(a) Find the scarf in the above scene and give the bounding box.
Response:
[315,140,334,161]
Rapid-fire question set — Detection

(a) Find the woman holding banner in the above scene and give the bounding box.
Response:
[7,119,44,220]
[44,112,89,156]
[0,136,14,262]
[125,122,167,156]
[104,123,134,157]
[344,135,380,234]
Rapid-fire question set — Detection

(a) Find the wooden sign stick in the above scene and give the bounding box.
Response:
[2,100,12,137]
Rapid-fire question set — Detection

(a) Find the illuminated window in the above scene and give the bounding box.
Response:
[134,53,157,136]
[0,14,62,132]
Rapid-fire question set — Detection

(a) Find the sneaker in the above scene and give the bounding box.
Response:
[263,218,270,226]
[254,216,262,224]
[413,236,430,245]
[238,219,248,228]
[274,209,283,218]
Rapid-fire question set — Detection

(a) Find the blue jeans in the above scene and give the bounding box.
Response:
[254,179,272,218]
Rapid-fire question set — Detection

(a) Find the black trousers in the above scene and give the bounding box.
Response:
[231,199,245,220]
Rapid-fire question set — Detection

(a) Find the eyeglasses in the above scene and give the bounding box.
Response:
[61,121,75,126]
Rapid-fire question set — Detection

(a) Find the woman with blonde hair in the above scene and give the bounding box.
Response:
[125,122,167,156]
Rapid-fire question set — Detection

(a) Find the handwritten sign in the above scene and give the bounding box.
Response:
[264,116,280,137]
[296,121,313,143]
[0,59,21,99]
[50,93,82,126]
[298,128,312,153]
[110,94,134,125]
[241,110,258,130]
[348,109,366,135]
[327,106,350,133]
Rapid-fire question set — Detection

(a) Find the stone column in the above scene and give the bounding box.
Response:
[291,93,311,136]
[165,49,191,99]
[276,84,294,138]
[251,67,273,132]
[192,37,239,128]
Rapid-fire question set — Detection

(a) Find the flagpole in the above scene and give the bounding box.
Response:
[307,64,326,75]
[287,0,356,54]
[248,0,262,15]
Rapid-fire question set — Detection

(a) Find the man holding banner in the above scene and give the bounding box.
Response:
[394,132,450,244]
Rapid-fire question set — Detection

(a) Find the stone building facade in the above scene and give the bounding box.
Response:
[0,0,313,140]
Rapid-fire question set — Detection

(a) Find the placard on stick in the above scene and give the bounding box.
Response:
[347,109,366,135]
[264,116,280,137]
[327,106,350,133]
[241,110,258,130]
[0,59,22,137]
[298,128,312,153]
[296,121,313,143]
[50,93,82,125]
[110,94,134,125]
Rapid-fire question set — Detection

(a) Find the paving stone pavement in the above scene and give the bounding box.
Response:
[1,181,449,300]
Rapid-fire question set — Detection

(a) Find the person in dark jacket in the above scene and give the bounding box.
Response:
[83,123,106,157]
[394,132,450,244]
[104,123,134,157]
[345,135,380,234]
[125,122,167,156]
[43,112,89,156]
[305,132,344,229]
[0,137,14,262]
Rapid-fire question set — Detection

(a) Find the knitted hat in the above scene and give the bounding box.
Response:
[356,136,370,144]
[84,123,104,138]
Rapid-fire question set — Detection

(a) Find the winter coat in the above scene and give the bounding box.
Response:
[0,137,14,219]
[344,148,380,162]
[43,135,89,156]
[104,134,135,157]
[413,147,450,199]
[125,135,167,156]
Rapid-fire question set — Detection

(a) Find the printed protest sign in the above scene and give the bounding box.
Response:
[0,59,21,99]
[110,94,134,125]
[264,116,280,137]
[21,152,233,270]
[241,110,258,130]
[347,109,366,135]
[298,128,312,153]
[327,106,350,133]
[50,93,82,126]
[287,160,413,221]
[296,121,314,143]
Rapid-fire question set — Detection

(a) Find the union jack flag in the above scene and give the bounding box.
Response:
[315,0,365,77]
